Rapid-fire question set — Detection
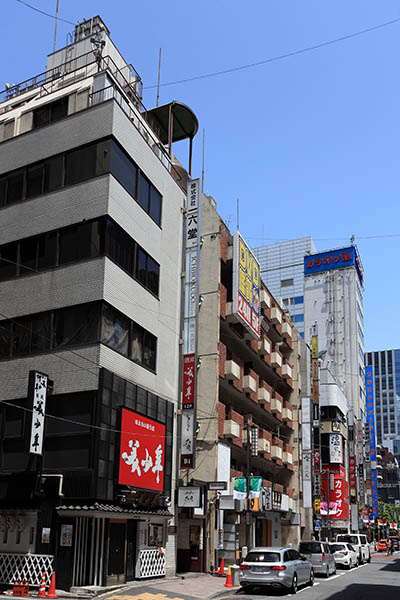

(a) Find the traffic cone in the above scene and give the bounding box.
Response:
[38,573,46,597]
[224,565,234,588]
[46,572,57,599]
[213,557,225,575]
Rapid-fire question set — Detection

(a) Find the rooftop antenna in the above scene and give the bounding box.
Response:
[236,198,240,231]
[350,234,355,245]
[53,0,60,52]
[201,128,205,193]
[156,48,162,107]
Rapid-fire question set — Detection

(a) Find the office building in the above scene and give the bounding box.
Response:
[365,349,400,462]
[252,237,316,336]
[0,16,198,588]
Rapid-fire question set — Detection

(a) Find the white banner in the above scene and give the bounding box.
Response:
[329,433,343,463]
[29,371,49,455]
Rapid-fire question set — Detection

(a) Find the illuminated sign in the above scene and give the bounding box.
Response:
[321,474,349,520]
[366,365,378,516]
[304,246,363,283]
[119,408,165,492]
[232,232,260,338]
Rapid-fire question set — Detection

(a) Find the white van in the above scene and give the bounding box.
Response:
[335,534,371,564]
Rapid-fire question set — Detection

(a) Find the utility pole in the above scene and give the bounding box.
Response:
[53,0,60,52]
[244,415,258,552]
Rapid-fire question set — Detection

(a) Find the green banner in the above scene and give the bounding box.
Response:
[249,477,263,499]
[233,477,247,499]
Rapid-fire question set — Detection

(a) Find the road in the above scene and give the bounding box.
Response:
[221,553,400,600]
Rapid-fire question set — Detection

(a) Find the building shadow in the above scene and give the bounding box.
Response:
[378,558,400,573]
[324,583,400,600]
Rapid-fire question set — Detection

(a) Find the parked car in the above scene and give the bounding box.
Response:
[387,536,400,551]
[336,534,371,564]
[376,539,389,552]
[329,542,358,569]
[239,546,314,594]
[298,541,336,577]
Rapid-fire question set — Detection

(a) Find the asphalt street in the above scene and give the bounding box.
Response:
[220,554,400,600]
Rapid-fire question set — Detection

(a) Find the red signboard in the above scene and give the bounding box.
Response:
[349,456,356,491]
[119,408,165,492]
[321,473,349,521]
[313,450,321,474]
[182,354,196,409]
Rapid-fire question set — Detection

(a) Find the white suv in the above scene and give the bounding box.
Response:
[335,534,371,564]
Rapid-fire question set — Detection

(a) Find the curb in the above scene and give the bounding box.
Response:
[209,586,241,599]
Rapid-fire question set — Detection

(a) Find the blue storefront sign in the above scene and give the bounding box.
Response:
[304,246,363,284]
[366,366,378,517]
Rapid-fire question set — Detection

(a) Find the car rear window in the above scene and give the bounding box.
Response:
[299,542,322,554]
[246,552,280,563]
[330,544,345,551]
[359,535,367,544]
[337,535,358,545]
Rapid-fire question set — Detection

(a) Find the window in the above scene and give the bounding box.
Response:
[136,246,147,287]
[106,219,134,275]
[138,173,150,212]
[44,155,63,193]
[246,552,280,563]
[143,330,157,371]
[59,221,103,265]
[37,231,58,271]
[294,314,304,323]
[6,170,24,205]
[0,242,18,280]
[33,96,68,129]
[26,163,45,198]
[110,140,137,197]
[147,256,160,296]
[149,186,162,224]
[137,171,162,226]
[281,278,294,287]
[65,144,99,186]
[101,305,129,357]
[0,322,10,358]
[54,304,100,348]
[294,296,304,304]
[13,313,51,355]
[19,237,38,275]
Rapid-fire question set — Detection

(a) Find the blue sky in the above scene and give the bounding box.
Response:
[2,0,400,351]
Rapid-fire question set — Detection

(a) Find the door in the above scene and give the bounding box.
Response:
[108,522,126,578]
[188,525,201,572]
[126,520,137,581]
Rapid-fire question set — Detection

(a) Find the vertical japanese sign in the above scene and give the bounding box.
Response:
[232,232,260,338]
[29,371,49,455]
[181,178,201,468]
[321,475,349,520]
[329,433,343,463]
[119,408,165,492]
[365,366,378,516]
[311,334,321,503]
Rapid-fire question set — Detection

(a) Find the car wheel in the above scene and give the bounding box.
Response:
[290,573,298,594]
[333,566,336,575]
[367,553,371,563]
[241,585,252,593]
[325,565,329,578]
[308,569,314,586]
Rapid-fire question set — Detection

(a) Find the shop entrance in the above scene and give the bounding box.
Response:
[188,524,202,572]
[126,520,137,580]
[108,521,126,584]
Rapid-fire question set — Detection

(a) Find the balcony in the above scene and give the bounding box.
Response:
[271,396,283,414]
[258,437,271,455]
[283,451,293,466]
[282,405,293,422]
[260,289,271,309]
[224,420,241,439]
[243,374,257,395]
[282,362,293,379]
[225,359,241,381]
[272,444,283,462]
[271,350,283,369]
[270,307,283,325]
[282,321,292,339]
[258,384,271,406]
[258,336,271,356]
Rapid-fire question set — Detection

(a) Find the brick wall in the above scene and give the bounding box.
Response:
[220,227,228,263]
[219,283,227,320]
[218,342,226,378]
[218,402,225,438]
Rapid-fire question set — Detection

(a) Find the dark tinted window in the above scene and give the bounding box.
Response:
[246,552,280,563]
[147,256,159,296]
[138,173,150,212]
[0,242,18,280]
[101,305,129,356]
[44,155,63,193]
[150,186,162,225]
[106,219,133,274]
[136,247,147,286]
[111,141,137,197]
[289,550,299,560]
[6,171,24,205]
[65,144,98,186]
[0,178,6,207]
[330,544,345,552]
[54,304,100,348]
[299,542,322,554]
[337,535,359,545]
[0,322,10,358]
[283,551,290,562]
[59,222,102,265]
[13,319,31,355]
[19,237,38,275]
[143,330,157,371]
[33,96,68,129]
[31,313,52,352]
[37,231,58,271]
[51,96,69,121]
[131,325,143,364]
[26,164,44,198]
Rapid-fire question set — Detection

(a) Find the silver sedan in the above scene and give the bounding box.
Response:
[239,546,314,594]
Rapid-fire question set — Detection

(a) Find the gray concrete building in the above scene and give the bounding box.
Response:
[0,16,198,589]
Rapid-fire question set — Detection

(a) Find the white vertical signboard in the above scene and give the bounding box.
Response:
[29,371,49,455]
[181,179,201,468]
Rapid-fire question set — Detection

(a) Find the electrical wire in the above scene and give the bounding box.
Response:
[14,0,75,25]
[144,15,400,89]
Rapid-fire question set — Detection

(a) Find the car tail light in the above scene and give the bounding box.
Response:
[340,551,348,556]
[322,553,326,560]
[271,565,287,571]
[240,565,250,571]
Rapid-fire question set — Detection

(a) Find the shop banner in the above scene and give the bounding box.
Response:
[232,232,260,338]
[28,371,49,455]
[233,477,247,500]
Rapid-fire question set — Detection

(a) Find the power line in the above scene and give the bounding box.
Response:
[14,0,75,25]
[144,15,400,89]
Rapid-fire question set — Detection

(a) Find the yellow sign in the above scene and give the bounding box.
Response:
[312,335,318,358]
[249,497,260,511]
[233,232,260,338]
[314,498,320,513]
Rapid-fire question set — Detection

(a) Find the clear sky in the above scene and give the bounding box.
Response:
[2,0,400,352]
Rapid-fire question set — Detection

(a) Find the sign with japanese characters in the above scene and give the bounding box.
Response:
[365,365,378,516]
[177,486,201,507]
[119,408,165,492]
[321,475,349,520]
[304,246,363,284]
[349,455,356,495]
[180,410,195,468]
[232,231,260,339]
[329,433,343,463]
[182,354,196,409]
[29,371,49,455]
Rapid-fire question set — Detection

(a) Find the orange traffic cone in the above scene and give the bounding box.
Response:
[38,573,46,597]
[224,565,234,588]
[213,557,225,576]
[46,572,57,599]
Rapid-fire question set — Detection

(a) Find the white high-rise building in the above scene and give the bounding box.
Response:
[303,246,366,418]
[253,237,316,336]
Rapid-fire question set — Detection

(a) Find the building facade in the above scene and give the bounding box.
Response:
[252,237,316,336]
[365,350,400,463]
[0,16,197,589]
[376,446,400,505]
[176,195,302,572]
